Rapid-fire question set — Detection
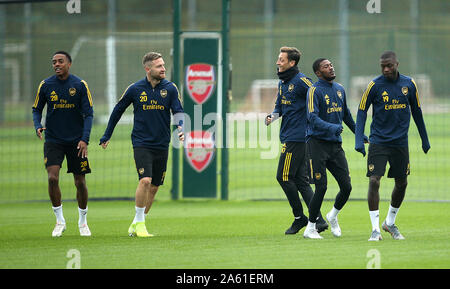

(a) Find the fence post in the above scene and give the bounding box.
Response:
[221,0,230,200]
[171,0,181,200]
[0,5,5,123]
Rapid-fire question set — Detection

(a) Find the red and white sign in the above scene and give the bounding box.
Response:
[185,63,216,105]
[184,130,215,173]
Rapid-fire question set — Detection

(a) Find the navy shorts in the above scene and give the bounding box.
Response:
[133,147,168,186]
[44,142,91,175]
[367,143,410,178]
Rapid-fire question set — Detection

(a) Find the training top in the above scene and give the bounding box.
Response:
[272,72,314,143]
[306,78,356,143]
[100,77,184,150]
[32,74,94,145]
[355,73,429,148]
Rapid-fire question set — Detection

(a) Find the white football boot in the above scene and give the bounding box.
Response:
[326,212,342,237]
[52,222,66,237]
[303,223,323,239]
[79,224,91,236]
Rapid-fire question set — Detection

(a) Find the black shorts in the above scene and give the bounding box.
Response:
[307,137,350,187]
[44,142,91,175]
[276,142,309,184]
[367,143,410,178]
[133,147,168,186]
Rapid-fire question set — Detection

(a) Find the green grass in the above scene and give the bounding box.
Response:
[0,199,449,269]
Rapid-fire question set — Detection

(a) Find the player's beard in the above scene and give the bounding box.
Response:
[151,71,165,81]
[383,71,398,81]
[323,75,336,82]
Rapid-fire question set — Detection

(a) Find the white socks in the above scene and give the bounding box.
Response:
[78,207,88,226]
[386,205,399,226]
[328,206,340,219]
[369,205,400,231]
[134,206,146,223]
[133,207,148,224]
[52,205,65,224]
[369,210,380,232]
[306,221,316,230]
[52,205,89,226]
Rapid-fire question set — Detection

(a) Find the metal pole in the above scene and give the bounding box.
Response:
[188,0,196,31]
[338,0,349,91]
[0,5,5,123]
[410,0,419,74]
[24,3,32,122]
[106,0,117,116]
[221,0,230,200]
[171,0,181,200]
[264,0,274,79]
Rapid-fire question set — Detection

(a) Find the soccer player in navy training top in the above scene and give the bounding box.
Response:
[32,51,94,237]
[303,58,368,239]
[355,51,430,241]
[100,52,184,237]
[265,47,328,235]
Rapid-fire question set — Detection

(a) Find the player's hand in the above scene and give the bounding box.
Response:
[36,127,46,140]
[265,114,273,126]
[100,140,110,149]
[99,136,110,149]
[177,126,185,142]
[422,142,430,154]
[77,140,88,158]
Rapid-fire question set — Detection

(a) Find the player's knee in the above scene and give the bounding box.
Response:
[395,178,408,191]
[369,176,381,188]
[48,174,59,186]
[139,177,152,187]
[74,177,86,190]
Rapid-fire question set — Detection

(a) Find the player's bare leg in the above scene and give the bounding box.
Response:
[368,176,382,241]
[74,174,90,236]
[391,177,407,208]
[131,177,153,237]
[47,165,62,207]
[47,165,66,236]
[144,184,159,215]
[382,177,407,240]
[368,175,381,211]
[74,174,88,209]
[135,177,151,207]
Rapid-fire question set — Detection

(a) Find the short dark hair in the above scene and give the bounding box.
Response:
[380,50,397,61]
[280,47,301,66]
[53,51,72,63]
[312,58,327,73]
[142,51,162,67]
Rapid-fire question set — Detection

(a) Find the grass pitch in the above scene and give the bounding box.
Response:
[0,199,449,269]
